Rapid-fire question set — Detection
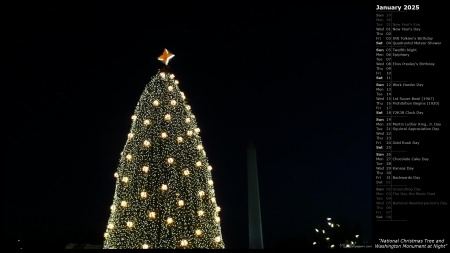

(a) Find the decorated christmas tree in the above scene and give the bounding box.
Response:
[103,49,225,249]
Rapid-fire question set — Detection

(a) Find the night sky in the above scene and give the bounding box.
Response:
[5,4,373,249]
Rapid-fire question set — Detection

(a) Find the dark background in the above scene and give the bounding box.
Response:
[5,4,373,249]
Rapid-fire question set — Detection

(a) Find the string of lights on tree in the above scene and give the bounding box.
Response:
[103,49,225,249]
[312,217,361,249]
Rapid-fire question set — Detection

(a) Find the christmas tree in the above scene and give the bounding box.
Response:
[103,49,225,249]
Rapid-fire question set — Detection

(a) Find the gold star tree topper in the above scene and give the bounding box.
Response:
[158,48,175,65]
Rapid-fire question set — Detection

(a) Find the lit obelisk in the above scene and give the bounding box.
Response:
[248,142,264,249]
